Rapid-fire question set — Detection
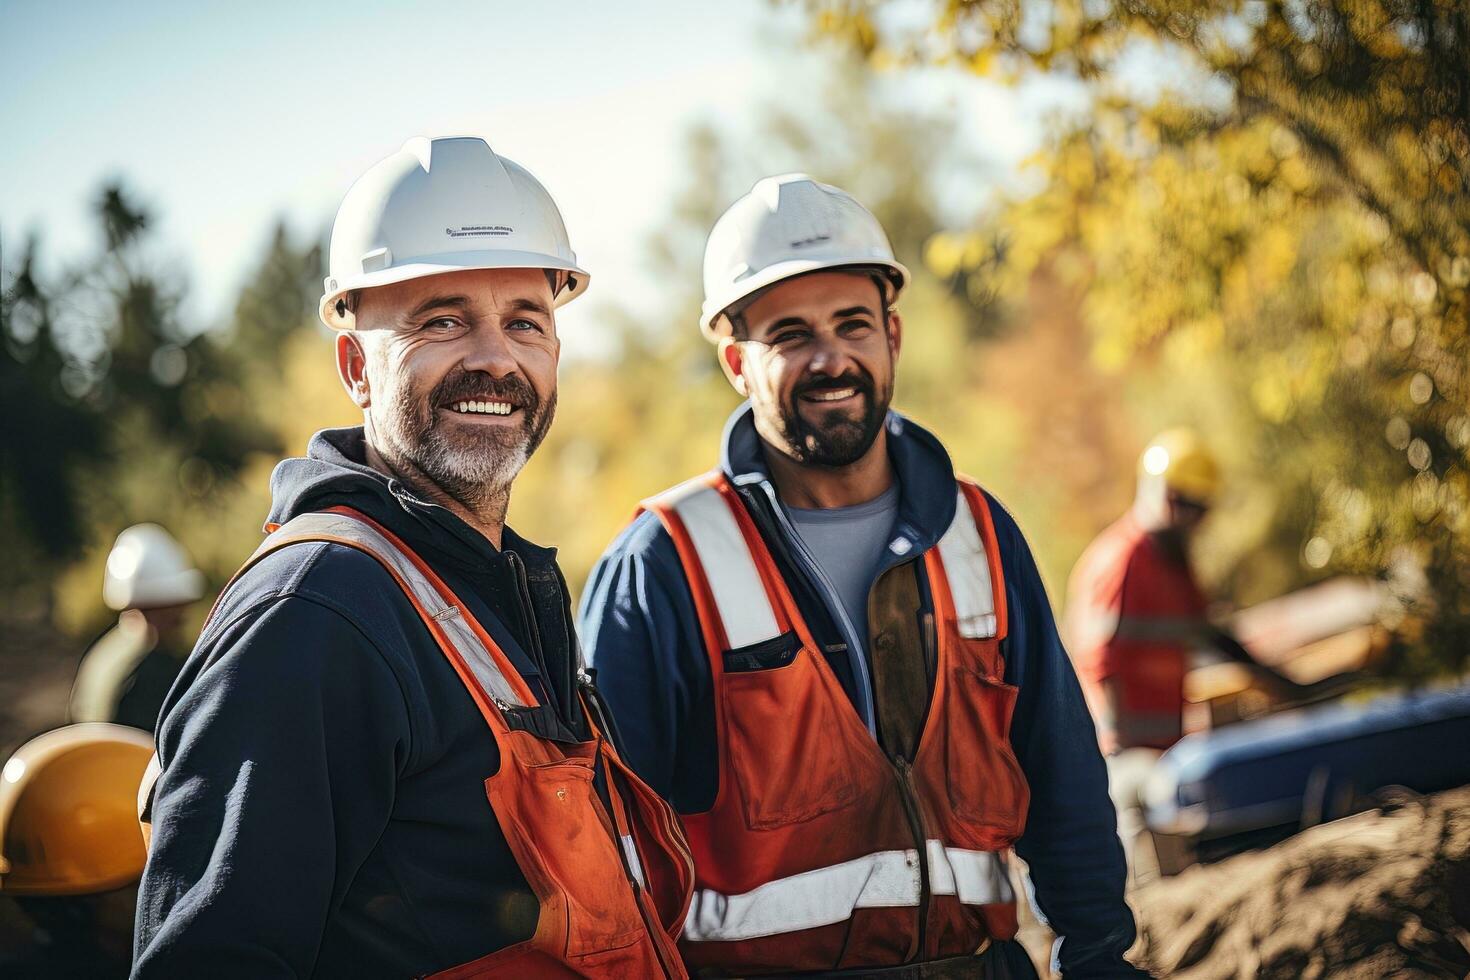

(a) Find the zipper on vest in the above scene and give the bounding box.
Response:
[892,755,930,961]
[757,481,879,735]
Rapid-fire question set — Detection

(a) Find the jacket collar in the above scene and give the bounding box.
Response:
[719,401,959,559]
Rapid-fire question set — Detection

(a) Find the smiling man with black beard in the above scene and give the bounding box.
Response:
[580,175,1149,979]
[132,137,693,979]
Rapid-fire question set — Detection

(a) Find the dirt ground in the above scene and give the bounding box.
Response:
[1129,787,1470,978]
[1015,787,1470,978]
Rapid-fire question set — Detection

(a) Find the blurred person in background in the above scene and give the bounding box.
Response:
[1064,429,1303,873]
[69,524,205,733]
[0,723,154,979]
[132,136,691,978]
[581,174,1146,978]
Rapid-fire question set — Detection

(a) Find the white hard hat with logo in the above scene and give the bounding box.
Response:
[700,173,909,339]
[102,524,205,612]
[320,136,589,330]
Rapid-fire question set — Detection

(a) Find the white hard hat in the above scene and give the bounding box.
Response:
[699,173,909,339]
[320,136,589,330]
[102,524,204,612]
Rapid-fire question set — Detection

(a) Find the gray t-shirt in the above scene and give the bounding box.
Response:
[784,482,901,656]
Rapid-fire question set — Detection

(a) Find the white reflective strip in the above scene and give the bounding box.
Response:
[684,847,922,942]
[926,840,1014,905]
[936,488,997,639]
[657,481,782,650]
[262,514,528,708]
[683,840,1012,943]
[621,833,647,889]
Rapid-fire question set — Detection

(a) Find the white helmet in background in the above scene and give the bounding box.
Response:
[700,173,909,339]
[320,136,589,330]
[102,524,205,612]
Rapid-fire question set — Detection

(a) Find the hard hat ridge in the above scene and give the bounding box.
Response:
[320,135,589,329]
[700,173,909,340]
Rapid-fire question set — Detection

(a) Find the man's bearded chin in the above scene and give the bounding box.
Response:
[778,370,891,467]
[376,370,556,508]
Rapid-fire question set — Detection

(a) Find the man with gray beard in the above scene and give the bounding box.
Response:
[132,137,693,979]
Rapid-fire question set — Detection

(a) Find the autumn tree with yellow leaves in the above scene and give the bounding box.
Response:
[804,0,1470,678]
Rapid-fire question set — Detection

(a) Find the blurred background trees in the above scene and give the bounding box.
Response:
[4,3,1467,710]
[809,0,1470,678]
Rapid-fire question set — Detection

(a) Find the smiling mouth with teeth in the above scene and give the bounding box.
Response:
[450,400,516,416]
[802,387,860,402]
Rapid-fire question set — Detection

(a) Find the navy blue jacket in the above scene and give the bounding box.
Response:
[579,404,1144,978]
[134,427,589,978]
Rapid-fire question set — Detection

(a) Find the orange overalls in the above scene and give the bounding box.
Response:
[196,507,694,978]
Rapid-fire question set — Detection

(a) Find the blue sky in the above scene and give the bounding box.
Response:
[1,0,1078,346]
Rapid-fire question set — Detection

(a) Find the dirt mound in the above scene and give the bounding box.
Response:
[1131,787,1470,978]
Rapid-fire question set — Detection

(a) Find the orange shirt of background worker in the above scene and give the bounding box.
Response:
[1065,430,1219,755]
[1067,511,1209,754]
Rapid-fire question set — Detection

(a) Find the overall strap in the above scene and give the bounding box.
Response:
[227,507,536,717]
[143,506,538,840]
[641,473,787,652]
[934,480,1009,641]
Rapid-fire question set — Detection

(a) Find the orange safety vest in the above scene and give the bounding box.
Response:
[160,507,694,979]
[642,473,1030,975]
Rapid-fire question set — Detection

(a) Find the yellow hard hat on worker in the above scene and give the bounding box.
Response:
[1139,428,1221,504]
[0,723,154,896]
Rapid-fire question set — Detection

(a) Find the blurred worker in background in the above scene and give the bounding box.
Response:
[70,524,204,733]
[1064,429,1303,873]
[581,174,1146,978]
[133,137,691,978]
[0,723,153,978]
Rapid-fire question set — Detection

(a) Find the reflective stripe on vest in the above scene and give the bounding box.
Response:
[651,475,784,649]
[684,842,1012,942]
[647,479,996,648]
[245,510,532,710]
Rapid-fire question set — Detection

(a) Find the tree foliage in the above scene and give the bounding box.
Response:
[1,186,324,622]
[809,0,1470,677]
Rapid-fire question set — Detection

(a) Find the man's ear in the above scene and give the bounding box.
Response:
[886,310,903,361]
[717,336,749,397]
[336,332,372,409]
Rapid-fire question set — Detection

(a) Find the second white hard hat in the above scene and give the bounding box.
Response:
[320,136,589,330]
[700,174,909,339]
[102,524,204,612]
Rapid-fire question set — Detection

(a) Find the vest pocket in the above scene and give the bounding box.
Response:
[721,651,861,830]
[944,667,1029,839]
[497,757,647,958]
[723,630,801,672]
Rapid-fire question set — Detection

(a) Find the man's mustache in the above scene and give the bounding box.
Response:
[792,372,874,400]
[430,371,538,412]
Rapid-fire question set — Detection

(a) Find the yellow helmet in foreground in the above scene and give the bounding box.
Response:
[0,723,154,896]
[1139,428,1221,504]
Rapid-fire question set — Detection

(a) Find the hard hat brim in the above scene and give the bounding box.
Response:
[320,251,591,330]
[699,257,909,340]
[103,567,205,612]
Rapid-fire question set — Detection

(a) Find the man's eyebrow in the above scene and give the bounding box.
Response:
[507,296,553,316]
[833,305,877,319]
[766,315,810,333]
[408,295,470,319]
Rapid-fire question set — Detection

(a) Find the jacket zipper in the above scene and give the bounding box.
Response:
[892,755,930,962]
[756,481,879,735]
[504,550,565,724]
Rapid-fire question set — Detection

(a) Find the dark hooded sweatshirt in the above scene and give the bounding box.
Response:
[133,427,589,978]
